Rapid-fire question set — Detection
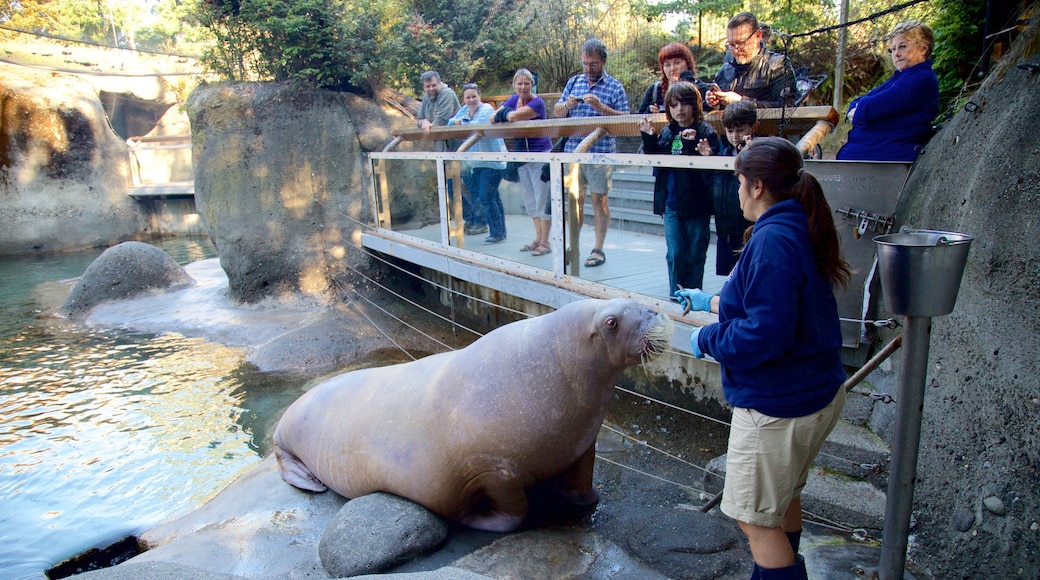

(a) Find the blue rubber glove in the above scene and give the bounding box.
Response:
[675,288,713,315]
[690,326,705,359]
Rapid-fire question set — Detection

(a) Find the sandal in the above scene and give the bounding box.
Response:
[531,243,551,256]
[520,241,540,252]
[584,248,605,267]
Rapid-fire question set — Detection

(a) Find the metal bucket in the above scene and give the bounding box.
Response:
[873,230,974,317]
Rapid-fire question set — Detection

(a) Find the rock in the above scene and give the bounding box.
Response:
[186,82,428,303]
[248,305,407,372]
[0,62,146,253]
[68,561,246,580]
[132,456,346,578]
[453,528,669,580]
[953,508,975,532]
[318,493,448,577]
[60,242,194,318]
[983,496,1007,516]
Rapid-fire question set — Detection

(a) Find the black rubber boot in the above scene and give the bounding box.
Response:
[786,530,802,555]
[755,555,808,580]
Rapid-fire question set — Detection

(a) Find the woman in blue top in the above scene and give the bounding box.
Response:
[677,137,851,579]
[837,20,939,162]
[448,83,508,244]
[493,69,553,255]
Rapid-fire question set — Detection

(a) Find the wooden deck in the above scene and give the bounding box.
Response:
[398,213,729,300]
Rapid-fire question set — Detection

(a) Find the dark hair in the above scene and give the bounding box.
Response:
[581,38,608,61]
[734,137,851,288]
[728,11,759,31]
[462,82,480,94]
[663,82,704,124]
[657,43,696,95]
[722,101,758,128]
[420,70,441,84]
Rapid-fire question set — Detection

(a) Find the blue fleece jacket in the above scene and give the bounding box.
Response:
[836,60,938,162]
[696,199,845,417]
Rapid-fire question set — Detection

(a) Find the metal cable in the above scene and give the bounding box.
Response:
[600,423,724,481]
[594,455,706,496]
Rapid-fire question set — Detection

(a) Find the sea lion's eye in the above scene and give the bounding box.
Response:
[605,316,618,330]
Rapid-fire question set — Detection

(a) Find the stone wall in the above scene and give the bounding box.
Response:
[0,63,146,253]
[863,16,1040,576]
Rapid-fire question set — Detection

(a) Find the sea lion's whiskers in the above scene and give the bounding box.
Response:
[640,314,672,366]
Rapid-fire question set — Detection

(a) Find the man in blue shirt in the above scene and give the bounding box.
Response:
[554,38,630,268]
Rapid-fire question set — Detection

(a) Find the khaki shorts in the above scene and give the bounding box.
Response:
[720,388,846,528]
[565,163,612,195]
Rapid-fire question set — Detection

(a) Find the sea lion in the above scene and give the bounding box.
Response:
[272,298,671,532]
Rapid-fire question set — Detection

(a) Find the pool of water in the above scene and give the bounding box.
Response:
[0,239,315,579]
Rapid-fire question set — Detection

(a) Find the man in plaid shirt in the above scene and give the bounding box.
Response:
[554,38,630,268]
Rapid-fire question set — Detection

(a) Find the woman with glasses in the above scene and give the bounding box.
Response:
[706,12,794,110]
[448,83,509,244]
[836,20,939,162]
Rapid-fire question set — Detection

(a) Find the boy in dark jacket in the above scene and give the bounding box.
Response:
[714,101,758,275]
[639,82,720,296]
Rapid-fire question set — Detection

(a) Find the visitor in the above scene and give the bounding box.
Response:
[713,101,758,275]
[706,12,794,110]
[417,70,460,152]
[554,38,630,268]
[638,43,706,114]
[638,81,719,295]
[836,20,939,162]
[492,68,553,256]
[447,83,508,244]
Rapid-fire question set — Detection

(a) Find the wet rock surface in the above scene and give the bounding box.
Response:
[60,241,195,317]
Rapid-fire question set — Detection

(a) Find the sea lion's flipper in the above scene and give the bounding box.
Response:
[274,444,328,492]
[552,442,600,505]
[460,461,528,532]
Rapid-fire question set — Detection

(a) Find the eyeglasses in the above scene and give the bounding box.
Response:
[725,29,759,50]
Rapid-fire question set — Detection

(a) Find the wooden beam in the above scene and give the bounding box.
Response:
[389,106,840,144]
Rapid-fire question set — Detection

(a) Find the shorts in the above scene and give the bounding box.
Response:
[565,163,612,195]
[720,387,846,528]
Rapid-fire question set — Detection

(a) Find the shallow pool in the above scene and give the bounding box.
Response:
[0,239,314,579]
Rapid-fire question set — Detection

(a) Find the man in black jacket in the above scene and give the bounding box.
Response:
[707,12,794,110]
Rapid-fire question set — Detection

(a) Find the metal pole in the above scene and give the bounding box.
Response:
[833,0,850,110]
[878,315,931,579]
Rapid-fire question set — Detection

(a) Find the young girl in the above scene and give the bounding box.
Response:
[638,81,720,296]
[677,137,851,579]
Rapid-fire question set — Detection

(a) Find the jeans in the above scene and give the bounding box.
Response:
[470,167,506,239]
[663,206,711,294]
[457,173,486,227]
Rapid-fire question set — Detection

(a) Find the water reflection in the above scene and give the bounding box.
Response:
[0,238,313,579]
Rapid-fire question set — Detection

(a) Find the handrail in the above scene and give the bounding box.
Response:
[386,106,839,157]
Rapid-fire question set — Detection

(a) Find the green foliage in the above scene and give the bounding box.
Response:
[930,0,988,110]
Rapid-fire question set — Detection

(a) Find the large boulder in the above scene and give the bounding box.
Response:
[0,62,147,253]
[864,13,1040,576]
[60,241,194,318]
[186,82,433,303]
